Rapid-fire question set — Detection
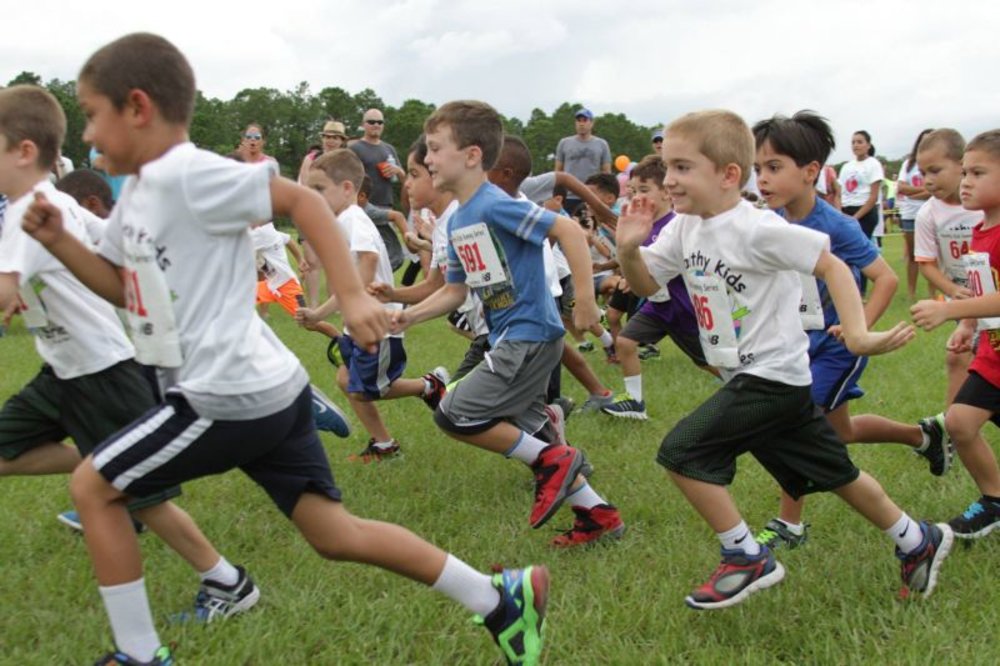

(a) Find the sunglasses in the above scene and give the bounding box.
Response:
[365,119,385,125]
[321,133,343,139]
[652,138,664,144]
[244,133,262,140]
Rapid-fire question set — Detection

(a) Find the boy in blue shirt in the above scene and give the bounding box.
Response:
[751,111,951,549]
[394,101,624,546]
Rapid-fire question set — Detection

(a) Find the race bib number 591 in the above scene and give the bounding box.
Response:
[450,223,508,289]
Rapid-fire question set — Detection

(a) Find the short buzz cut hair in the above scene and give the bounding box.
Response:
[967,129,1000,162]
[79,32,196,125]
[497,134,533,185]
[918,128,967,162]
[0,84,66,171]
[585,172,620,198]
[666,109,754,188]
[56,168,113,209]
[311,148,365,190]
[423,100,503,170]
[629,154,667,186]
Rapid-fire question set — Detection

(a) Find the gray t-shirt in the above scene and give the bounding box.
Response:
[350,140,400,207]
[555,135,611,192]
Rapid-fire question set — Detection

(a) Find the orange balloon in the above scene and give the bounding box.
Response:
[614,155,630,172]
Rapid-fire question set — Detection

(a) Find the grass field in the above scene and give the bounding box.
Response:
[2,233,998,665]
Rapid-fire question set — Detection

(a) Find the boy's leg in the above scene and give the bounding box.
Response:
[603,334,647,420]
[945,349,972,406]
[0,441,80,476]
[560,343,614,411]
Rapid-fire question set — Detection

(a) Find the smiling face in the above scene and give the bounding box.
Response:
[660,133,730,217]
[321,132,345,153]
[753,140,817,211]
[917,143,963,202]
[423,124,474,193]
[961,149,1000,213]
[77,79,137,175]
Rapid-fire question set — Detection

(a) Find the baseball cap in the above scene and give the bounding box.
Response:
[652,129,664,141]
[574,108,594,120]
[322,120,348,137]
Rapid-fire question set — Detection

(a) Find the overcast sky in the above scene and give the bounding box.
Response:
[4,0,998,165]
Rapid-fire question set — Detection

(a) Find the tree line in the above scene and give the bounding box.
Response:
[9,71,658,180]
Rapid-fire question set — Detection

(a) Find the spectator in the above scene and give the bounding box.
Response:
[555,108,611,215]
[349,108,404,208]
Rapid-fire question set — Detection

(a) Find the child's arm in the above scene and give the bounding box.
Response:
[284,235,306,271]
[370,268,444,305]
[300,251,378,325]
[815,249,913,356]
[388,210,409,242]
[614,197,661,298]
[549,215,600,331]
[391,282,468,333]
[859,256,898,327]
[271,178,387,347]
[22,193,126,306]
[917,260,973,298]
[0,273,18,312]
[852,183,880,220]
[553,172,617,227]
[911,294,1000,330]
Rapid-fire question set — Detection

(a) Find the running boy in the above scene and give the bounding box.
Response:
[24,35,549,665]
[911,129,1000,539]
[297,148,449,462]
[616,109,951,608]
[913,129,983,405]
[750,111,951,550]
[393,101,624,547]
[0,84,259,625]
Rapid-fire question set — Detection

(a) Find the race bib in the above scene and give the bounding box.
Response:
[450,223,508,289]
[123,242,183,368]
[798,274,824,330]
[965,252,1000,331]
[938,225,973,286]
[688,272,740,368]
[18,278,49,331]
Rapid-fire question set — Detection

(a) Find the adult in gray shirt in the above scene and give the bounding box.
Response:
[555,108,612,215]
[349,108,405,207]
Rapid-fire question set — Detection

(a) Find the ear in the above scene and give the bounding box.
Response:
[465,144,483,169]
[721,162,743,190]
[124,88,157,127]
[13,139,39,167]
[803,161,821,185]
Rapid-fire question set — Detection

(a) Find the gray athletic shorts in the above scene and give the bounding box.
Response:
[438,338,563,435]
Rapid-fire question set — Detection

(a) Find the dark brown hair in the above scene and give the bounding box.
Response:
[424,100,503,170]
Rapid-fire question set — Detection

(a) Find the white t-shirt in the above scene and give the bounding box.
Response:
[336,203,402,337]
[839,157,884,207]
[897,159,926,220]
[0,180,133,379]
[639,200,828,385]
[98,143,306,419]
[913,197,983,286]
[78,207,108,247]
[429,200,460,271]
[250,223,298,293]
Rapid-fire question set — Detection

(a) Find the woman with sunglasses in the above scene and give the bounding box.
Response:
[240,123,280,177]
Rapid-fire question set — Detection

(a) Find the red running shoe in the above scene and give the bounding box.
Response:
[529,444,583,528]
[551,504,625,548]
[685,546,785,610]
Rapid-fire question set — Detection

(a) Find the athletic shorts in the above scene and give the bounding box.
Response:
[339,335,407,400]
[607,284,641,317]
[0,360,180,510]
[452,334,491,383]
[256,278,304,317]
[657,373,860,500]
[91,385,339,516]
[620,313,708,367]
[900,218,915,233]
[557,276,575,318]
[809,341,867,411]
[954,371,1000,427]
[437,338,562,435]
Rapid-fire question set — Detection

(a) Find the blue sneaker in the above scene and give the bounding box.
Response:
[310,384,350,438]
[171,565,261,623]
[478,565,549,665]
[948,498,1000,539]
[58,510,146,534]
[94,645,173,665]
[898,522,953,598]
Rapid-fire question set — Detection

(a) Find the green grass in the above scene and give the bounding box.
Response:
[2,233,998,665]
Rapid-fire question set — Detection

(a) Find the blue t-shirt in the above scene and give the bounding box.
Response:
[781,198,879,354]
[446,182,564,345]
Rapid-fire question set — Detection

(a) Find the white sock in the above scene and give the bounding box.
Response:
[774,518,804,536]
[886,513,924,554]
[624,375,643,402]
[199,556,239,587]
[505,431,549,465]
[599,330,614,348]
[916,428,931,452]
[718,520,760,556]
[566,481,606,510]
[431,554,501,617]
[99,578,161,662]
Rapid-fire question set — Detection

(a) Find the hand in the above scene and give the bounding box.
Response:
[414,211,436,240]
[618,278,631,294]
[389,308,411,335]
[294,306,319,327]
[910,299,949,331]
[367,282,395,303]
[404,231,431,253]
[946,323,975,353]
[340,292,390,351]
[2,299,19,328]
[298,258,312,274]
[843,321,915,357]
[21,192,66,246]
[826,324,844,341]
[950,286,974,300]
[572,298,601,333]
[615,196,656,251]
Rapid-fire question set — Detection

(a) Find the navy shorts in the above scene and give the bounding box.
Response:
[339,335,407,400]
[91,385,340,517]
[809,339,867,411]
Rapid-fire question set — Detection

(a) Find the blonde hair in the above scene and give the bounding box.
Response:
[666,110,753,187]
[311,148,364,190]
[0,85,66,170]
